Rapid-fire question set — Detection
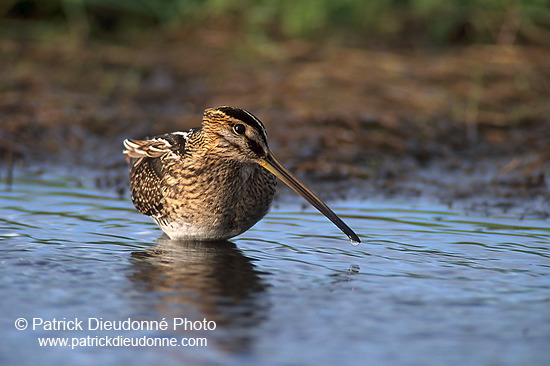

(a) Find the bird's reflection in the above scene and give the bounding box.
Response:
[130,237,269,353]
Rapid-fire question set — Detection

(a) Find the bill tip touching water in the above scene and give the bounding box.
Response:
[123,106,361,245]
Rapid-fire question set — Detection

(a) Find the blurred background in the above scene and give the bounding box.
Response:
[1,0,549,203]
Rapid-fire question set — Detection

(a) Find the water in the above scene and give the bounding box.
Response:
[1,172,549,366]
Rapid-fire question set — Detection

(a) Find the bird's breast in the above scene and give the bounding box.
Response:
[159,159,276,240]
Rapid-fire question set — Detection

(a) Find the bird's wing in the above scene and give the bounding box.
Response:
[122,129,198,217]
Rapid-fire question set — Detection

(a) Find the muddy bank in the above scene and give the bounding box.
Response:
[1,30,549,216]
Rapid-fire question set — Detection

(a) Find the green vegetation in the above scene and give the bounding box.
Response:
[1,0,549,45]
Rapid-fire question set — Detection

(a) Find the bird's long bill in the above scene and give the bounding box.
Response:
[259,152,361,244]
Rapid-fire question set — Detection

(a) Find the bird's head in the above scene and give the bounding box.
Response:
[202,106,271,163]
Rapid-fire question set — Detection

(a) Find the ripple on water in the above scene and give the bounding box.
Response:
[1,174,549,366]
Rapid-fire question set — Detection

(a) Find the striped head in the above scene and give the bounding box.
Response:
[202,106,270,162]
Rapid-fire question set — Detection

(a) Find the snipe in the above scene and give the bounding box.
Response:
[123,106,360,244]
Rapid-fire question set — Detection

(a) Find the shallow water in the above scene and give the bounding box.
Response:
[1,172,549,366]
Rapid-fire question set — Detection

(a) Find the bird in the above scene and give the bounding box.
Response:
[123,106,360,244]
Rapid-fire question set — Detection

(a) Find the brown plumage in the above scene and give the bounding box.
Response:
[123,106,360,244]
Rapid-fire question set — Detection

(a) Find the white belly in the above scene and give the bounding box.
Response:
[154,217,255,241]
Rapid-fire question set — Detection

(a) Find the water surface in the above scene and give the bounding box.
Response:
[1,172,549,365]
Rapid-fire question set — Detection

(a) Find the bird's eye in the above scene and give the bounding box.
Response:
[233,124,246,135]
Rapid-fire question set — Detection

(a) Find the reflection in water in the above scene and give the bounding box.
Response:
[130,237,269,353]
